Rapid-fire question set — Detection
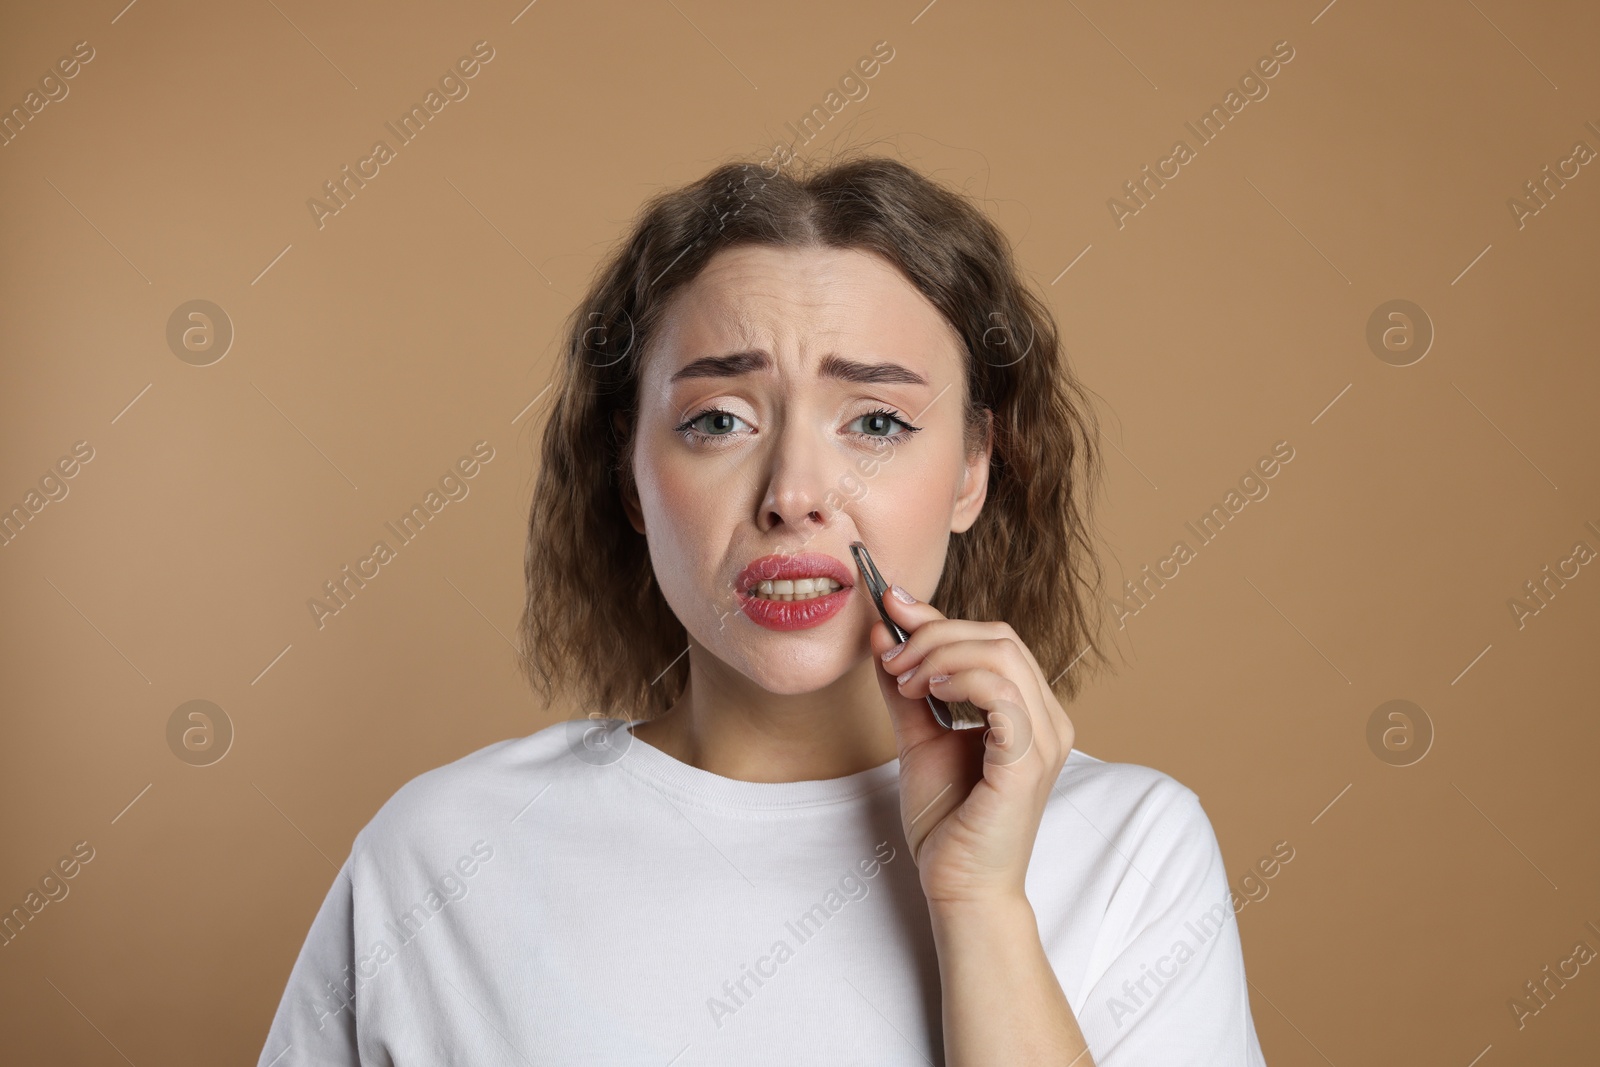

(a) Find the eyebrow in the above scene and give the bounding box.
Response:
[668,350,929,387]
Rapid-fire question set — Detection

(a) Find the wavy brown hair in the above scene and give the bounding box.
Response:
[517,150,1113,721]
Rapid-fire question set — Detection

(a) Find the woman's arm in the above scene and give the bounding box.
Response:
[865,584,1099,1064]
[930,893,1095,1066]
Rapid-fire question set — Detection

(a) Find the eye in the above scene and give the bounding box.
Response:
[692,411,741,435]
[847,407,922,442]
[674,408,751,441]
[673,406,922,447]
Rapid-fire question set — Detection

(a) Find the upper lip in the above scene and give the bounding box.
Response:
[736,552,856,594]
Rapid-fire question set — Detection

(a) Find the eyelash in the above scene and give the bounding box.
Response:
[673,406,923,447]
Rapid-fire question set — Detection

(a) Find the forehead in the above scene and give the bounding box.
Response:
[645,244,964,378]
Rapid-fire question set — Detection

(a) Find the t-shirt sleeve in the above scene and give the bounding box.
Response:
[256,859,363,1067]
[1074,787,1268,1065]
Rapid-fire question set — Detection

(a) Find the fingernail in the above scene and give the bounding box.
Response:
[927,674,950,686]
[881,642,904,662]
[897,667,916,685]
[890,584,916,604]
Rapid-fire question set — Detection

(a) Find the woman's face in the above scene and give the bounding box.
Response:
[619,243,991,696]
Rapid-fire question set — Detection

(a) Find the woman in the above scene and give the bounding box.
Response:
[258,153,1268,1065]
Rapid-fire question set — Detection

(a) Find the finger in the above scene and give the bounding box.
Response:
[877,588,1072,758]
[881,620,1031,682]
[875,580,947,638]
[909,614,1071,751]
[892,633,1060,756]
[869,620,954,752]
[893,635,1044,712]
[924,667,1052,771]
[868,616,909,660]
[982,698,1036,768]
[878,607,1047,703]
[897,620,1073,759]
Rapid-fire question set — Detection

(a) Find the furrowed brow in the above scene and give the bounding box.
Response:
[816,353,929,387]
[666,349,930,387]
[668,350,771,383]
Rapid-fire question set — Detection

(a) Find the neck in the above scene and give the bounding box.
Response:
[630,638,899,783]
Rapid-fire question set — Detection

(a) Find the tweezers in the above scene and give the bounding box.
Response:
[849,540,959,730]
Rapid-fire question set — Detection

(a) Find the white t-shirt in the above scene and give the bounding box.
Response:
[257,717,1268,1066]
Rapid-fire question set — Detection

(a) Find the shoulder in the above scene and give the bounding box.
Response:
[350,719,583,863]
[1041,747,1222,897]
[1049,747,1210,844]
[1039,749,1235,960]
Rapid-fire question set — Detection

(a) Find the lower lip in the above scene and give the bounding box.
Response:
[738,587,853,631]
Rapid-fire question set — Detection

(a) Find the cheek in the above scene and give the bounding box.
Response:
[875,434,965,521]
[853,455,960,595]
[638,449,704,526]
[635,450,737,598]
[871,477,945,537]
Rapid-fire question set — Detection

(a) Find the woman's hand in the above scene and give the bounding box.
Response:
[868,582,1076,908]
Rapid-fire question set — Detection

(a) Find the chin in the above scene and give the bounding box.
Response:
[724,643,856,697]
[754,675,841,697]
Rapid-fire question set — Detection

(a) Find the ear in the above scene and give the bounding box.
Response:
[612,409,646,535]
[950,409,992,535]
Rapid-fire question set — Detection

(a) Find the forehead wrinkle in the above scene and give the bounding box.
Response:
[658,247,950,389]
[699,252,867,331]
[729,294,895,382]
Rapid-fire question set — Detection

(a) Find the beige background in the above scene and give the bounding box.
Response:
[3,0,1598,1063]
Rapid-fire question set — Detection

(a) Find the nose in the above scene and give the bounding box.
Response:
[757,421,838,536]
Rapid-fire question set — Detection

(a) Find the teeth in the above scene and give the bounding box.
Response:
[752,577,842,601]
